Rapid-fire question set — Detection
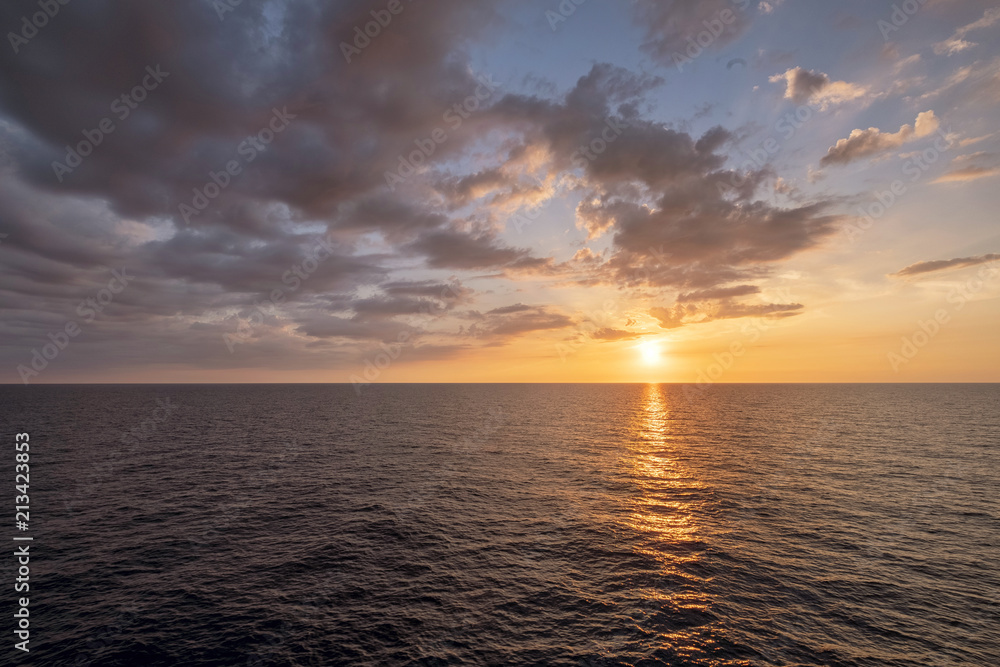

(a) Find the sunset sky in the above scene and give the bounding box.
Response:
[1,0,998,384]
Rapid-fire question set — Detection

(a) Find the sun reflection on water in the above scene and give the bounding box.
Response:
[624,385,704,542]
[622,384,712,618]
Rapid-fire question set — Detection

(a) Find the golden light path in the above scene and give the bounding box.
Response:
[621,384,714,651]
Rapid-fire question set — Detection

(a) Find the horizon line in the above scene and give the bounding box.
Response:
[3,381,999,386]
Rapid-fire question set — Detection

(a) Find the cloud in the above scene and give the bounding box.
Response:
[713,301,802,319]
[465,304,574,339]
[631,0,754,65]
[598,196,841,290]
[650,297,802,330]
[932,152,1000,183]
[485,303,536,315]
[958,132,998,148]
[481,64,844,296]
[404,229,542,270]
[820,111,940,167]
[381,281,473,300]
[295,316,413,342]
[590,328,648,341]
[769,67,868,108]
[932,166,1000,183]
[649,305,689,330]
[0,0,506,223]
[934,7,1000,55]
[891,254,1000,277]
[677,284,761,301]
[758,1,785,15]
[0,2,863,378]
[0,0,527,376]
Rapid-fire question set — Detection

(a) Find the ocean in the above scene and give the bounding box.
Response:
[2,383,997,666]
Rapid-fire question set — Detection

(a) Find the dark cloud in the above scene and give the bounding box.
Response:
[295,316,412,341]
[678,284,760,301]
[483,64,841,294]
[335,198,450,242]
[0,1,852,379]
[488,309,573,336]
[600,196,840,289]
[463,304,574,340]
[0,0,518,378]
[891,254,1000,277]
[381,281,473,300]
[485,304,537,316]
[0,0,505,221]
[590,328,648,341]
[404,229,538,270]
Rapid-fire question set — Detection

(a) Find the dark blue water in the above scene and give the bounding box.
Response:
[2,384,998,666]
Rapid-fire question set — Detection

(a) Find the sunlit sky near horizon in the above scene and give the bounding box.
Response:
[1,0,998,384]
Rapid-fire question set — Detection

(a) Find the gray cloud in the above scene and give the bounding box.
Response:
[891,254,1000,277]
[677,284,761,302]
[633,0,754,65]
[482,64,842,294]
[0,1,857,379]
[650,297,802,330]
[464,305,574,339]
[404,229,538,270]
[590,328,648,341]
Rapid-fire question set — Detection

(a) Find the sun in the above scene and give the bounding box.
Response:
[638,340,663,365]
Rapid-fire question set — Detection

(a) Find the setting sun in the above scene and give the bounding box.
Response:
[639,340,664,365]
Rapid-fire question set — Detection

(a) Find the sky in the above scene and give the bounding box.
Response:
[0,0,998,385]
